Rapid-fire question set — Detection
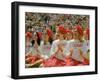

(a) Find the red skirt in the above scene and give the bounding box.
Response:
[43,55,89,67]
[43,55,66,67]
[66,57,89,66]
[25,55,42,64]
[65,56,82,66]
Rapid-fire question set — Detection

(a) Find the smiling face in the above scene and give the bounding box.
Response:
[73,29,83,41]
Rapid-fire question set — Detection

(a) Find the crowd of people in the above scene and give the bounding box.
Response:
[25,13,90,68]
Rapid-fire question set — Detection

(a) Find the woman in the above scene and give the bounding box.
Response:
[43,25,67,67]
[40,29,53,59]
[31,32,41,47]
[25,32,43,68]
[65,25,89,65]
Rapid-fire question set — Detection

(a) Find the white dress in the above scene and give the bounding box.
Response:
[65,40,89,62]
[50,39,68,61]
[40,41,52,59]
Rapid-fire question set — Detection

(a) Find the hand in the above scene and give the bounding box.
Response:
[34,42,38,48]
[57,44,63,52]
[78,48,85,59]
[69,48,73,57]
[25,52,32,59]
[78,48,83,56]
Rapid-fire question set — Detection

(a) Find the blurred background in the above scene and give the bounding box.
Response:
[25,12,89,33]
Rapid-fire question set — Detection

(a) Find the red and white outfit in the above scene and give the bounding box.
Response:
[40,41,51,59]
[43,26,68,67]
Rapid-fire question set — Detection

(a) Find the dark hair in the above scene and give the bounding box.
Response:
[44,37,53,45]
[31,32,41,46]
[37,38,41,45]
[31,40,35,46]
[49,37,53,44]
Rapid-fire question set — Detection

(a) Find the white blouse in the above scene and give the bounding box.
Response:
[40,41,52,59]
[50,39,68,61]
[65,40,90,62]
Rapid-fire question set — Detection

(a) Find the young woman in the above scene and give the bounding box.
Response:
[65,25,89,66]
[43,25,67,67]
[40,29,53,59]
[31,32,41,47]
[25,32,43,68]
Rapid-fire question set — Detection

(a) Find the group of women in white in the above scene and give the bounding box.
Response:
[25,25,90,67]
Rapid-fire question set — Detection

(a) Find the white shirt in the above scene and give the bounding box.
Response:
[50,39,68,60]
[65,40,89,62]
[40,41,51,59]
